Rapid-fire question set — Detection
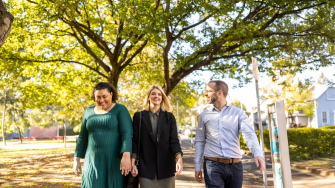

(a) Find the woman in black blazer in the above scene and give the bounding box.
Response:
[131,85,183,188]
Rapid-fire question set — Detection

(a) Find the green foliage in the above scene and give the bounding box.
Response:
[299,102,314,118]
[187,133,196,138]
[0,72,33,138]
[240,128,335,161]
[287,127,335,161]
[59,127,78,136]
[2,0,335,96]
[262,74,313,116]
[230,99,251,117]
[319,125,335,130]
[240,130,270,151]
[2,0,335,133]
[160,0,335,94]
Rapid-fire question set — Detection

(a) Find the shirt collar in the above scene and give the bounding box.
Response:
[149,108,160,116]
[212,102,230,112]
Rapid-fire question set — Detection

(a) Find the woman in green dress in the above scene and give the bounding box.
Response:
[73,82,133,188]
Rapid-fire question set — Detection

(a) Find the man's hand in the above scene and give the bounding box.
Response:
[254,156,265,174]
[120,152,131,176]
[195,171,202,183]
[73,157,81,176]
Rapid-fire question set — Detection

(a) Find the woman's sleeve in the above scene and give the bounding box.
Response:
[132,112,139,158]
[74,114,88,158]
[118,105,133,155]
[169,113,182,155]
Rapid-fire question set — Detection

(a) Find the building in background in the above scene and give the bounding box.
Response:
[306,85,335,128]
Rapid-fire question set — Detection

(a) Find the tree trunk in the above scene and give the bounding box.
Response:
[13,112,22,143]
[16,126,22,144]
[0,0,14,48]
[107,69,121,94]
[1,101,6,145]
[63,122,66,148]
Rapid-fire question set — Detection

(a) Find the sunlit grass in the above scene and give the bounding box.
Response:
[0,148,75,163]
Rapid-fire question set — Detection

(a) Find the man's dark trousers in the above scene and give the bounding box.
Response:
[203,158,243,188]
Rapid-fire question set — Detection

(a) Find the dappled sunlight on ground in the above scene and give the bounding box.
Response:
[0,151,81,188]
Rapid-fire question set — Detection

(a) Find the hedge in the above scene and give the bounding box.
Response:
[188,133,196,137]
[240,127,335,161]
[59,127,78,136]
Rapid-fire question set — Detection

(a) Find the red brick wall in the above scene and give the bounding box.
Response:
[29,125,58,137]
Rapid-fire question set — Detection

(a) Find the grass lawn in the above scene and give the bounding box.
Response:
[3,140,76,144]
[292,155,335,172]
[0,148,75,162]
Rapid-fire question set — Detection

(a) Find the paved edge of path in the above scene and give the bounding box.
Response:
[242,150,335,178]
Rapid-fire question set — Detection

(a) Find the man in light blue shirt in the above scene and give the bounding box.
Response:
[194,80,265,188]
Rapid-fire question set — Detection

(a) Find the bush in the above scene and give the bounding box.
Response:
[188,133,196,137]
[59,127,78,136]
[240,127,335,161]
[287,127,335,160]
[319,125,335,129]
[240,130,270,151]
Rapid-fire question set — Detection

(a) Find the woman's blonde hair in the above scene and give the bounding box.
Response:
[143,85,172,112]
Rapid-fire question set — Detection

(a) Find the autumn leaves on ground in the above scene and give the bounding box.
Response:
[0,147,82,188]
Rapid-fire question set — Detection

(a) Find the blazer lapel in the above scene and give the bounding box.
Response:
[142,111,156,144]
[157,110,167,142]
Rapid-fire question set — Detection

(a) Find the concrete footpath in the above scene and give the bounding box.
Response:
[177,135,335,188]
[175,136,272,188]
[175,142,206,188]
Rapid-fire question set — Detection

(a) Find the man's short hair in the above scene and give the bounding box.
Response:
[209,80,228,97]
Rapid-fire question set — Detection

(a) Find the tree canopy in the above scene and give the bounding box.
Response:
[2,0,335,94]
[1,0,335,133]
[261,73,313,118]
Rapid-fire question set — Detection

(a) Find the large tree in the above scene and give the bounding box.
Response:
[2,0,335,97]
[1,0,161,89]
[158,0,335,95]
[0,0,14,47]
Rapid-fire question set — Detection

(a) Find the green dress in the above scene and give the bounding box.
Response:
[74,103,133,188]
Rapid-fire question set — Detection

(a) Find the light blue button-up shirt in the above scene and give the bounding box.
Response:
[194,103,263,171]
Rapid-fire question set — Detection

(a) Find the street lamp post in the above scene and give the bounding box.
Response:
[253,57,268,188]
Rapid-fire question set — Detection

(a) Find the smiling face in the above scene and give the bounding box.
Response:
[205,82,218,104]
[149,88,162,107]
[94,89,113,110]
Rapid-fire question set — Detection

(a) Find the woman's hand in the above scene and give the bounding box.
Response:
[120,152,131,176]
[73,157,81,176]
[175,154,183,176]
[131,164,138,177]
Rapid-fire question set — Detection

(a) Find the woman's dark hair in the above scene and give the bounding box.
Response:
[91,82,118,101]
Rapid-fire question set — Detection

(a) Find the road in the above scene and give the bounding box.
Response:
[178,135,335,188]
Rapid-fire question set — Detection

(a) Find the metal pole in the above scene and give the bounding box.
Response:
[256,80,268,188]
[2,102,6,145]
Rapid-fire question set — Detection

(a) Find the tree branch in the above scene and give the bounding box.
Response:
[118,34,145,65]
[5,58,108,78]
[113,21,124,64]
[173,15,212,40]
[70,27,111,74]
[120,40,148,70]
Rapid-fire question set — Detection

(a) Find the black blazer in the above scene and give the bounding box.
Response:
[132,110,182,180]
